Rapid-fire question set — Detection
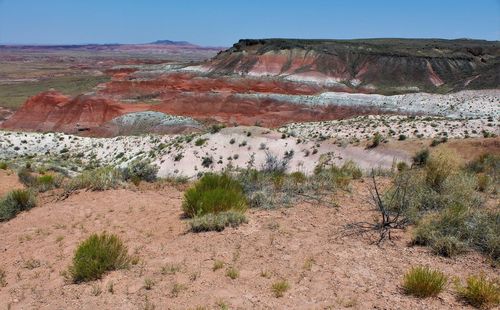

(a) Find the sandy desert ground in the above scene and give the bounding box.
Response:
[0,168,497,309]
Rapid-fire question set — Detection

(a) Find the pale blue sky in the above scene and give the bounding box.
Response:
[0,0,498,46]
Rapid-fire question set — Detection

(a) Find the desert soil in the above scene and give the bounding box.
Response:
[0,176,496,309]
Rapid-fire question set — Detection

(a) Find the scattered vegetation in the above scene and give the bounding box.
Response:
[402,266,447,298]
[68,233,130,283]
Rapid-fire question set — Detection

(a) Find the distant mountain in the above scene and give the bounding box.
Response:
[150,40,192,46]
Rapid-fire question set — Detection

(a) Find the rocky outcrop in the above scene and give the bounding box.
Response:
[200,39,500,93]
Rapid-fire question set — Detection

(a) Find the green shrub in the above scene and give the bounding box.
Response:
[195,138,208,146]
[0,161,7,170]
[0,189,37,221]
[36,174,59,192]
[413,205,498,262]
[468,211,500,262]
[457,274,500,309]
[189,211,247,232]
[398,134,407,141]
[402,266,447,298]
[121,160,158,183]
[65,167,123,192]
[182,173,247,218]
[397,161,409,171]
[69,233,130,283]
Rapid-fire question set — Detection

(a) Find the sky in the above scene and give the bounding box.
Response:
[0,0,498,46]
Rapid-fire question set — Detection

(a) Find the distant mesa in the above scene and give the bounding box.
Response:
[150,40,193,46]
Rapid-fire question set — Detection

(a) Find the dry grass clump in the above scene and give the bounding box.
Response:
[189,211,247,232]
[68,233,130,283]
[271,280,290,298]
[0,268,6,287]
[456,274,500,309]
[402,266,447,298]
[0,189,36,221]
[225,267,239,279]
[424,149,461,191]
[65,167,123,193]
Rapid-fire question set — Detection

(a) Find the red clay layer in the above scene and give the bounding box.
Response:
[1,90,382,135]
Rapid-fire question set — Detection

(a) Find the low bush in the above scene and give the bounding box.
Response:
[189,211,247,232]
[182,173,247,218]
[413,149,430,166]
[17,168,37,187]
[0,189,36,221]
[121,160,158,184]
[194,138,208,146]
[261,151,290,174]
[467,153,499,193]
[0,161,7,170]
[370,132,383,148]
[36,174,61,192]
[402,266,447,298]
[413,204,498,262]
[424,149,461,192]
[456,274,500,309]
[65,167,123,192]
[69,233,130,283]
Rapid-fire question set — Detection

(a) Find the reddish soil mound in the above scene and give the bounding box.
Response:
[1,91,147,133]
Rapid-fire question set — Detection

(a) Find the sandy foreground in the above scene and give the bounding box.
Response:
[0,170,497,309]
